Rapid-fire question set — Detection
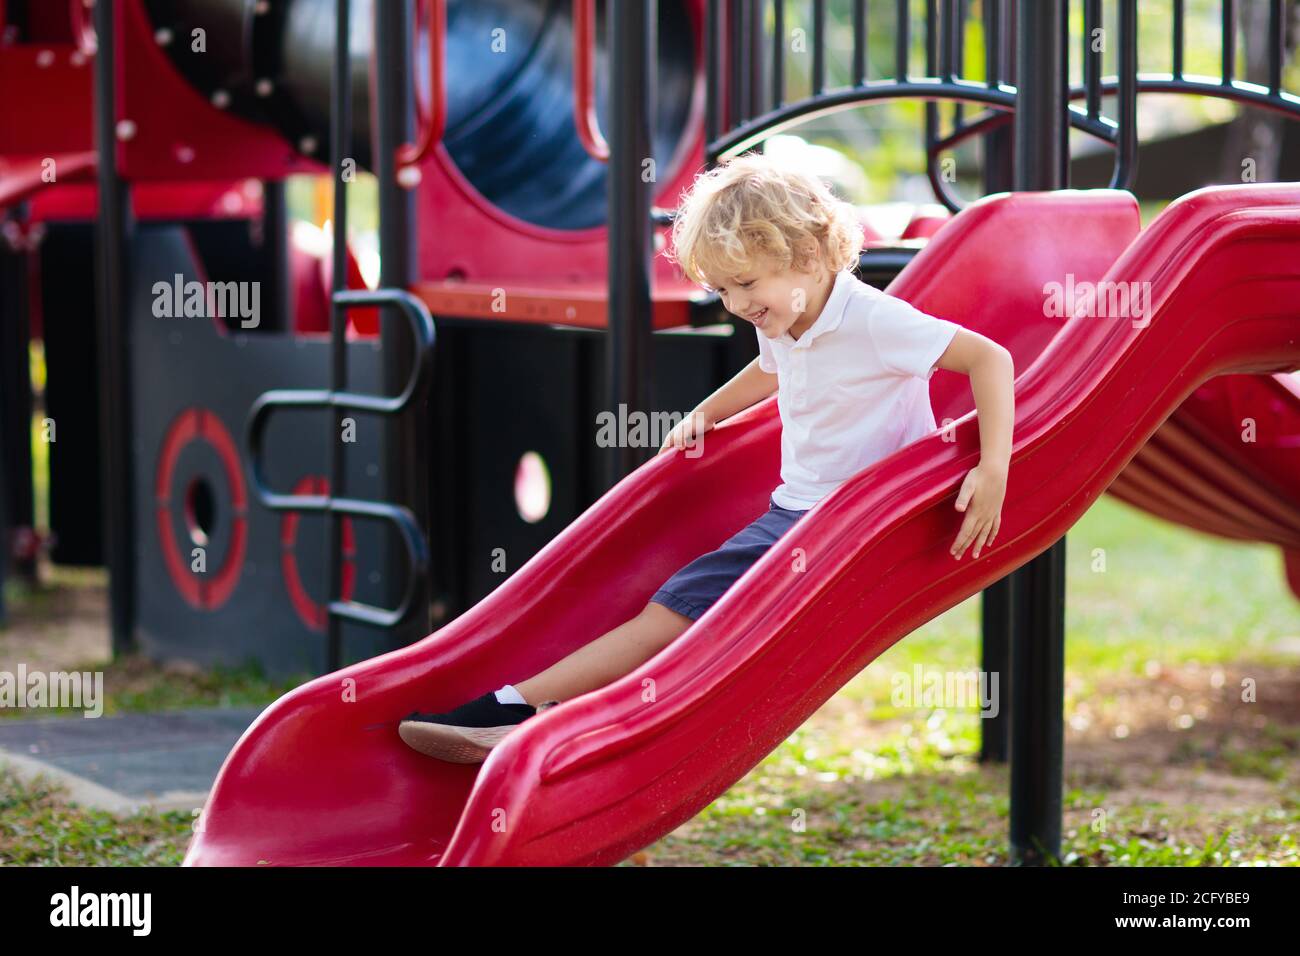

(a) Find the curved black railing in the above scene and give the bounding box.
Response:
[246,289,436,636]
[702,0,1297,213]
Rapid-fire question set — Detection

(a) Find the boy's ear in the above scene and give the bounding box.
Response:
[794,239,821,273]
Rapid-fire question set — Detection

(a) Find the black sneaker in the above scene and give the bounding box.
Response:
[398,692,560,764]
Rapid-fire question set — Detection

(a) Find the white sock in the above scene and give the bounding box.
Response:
[493,684,528,706]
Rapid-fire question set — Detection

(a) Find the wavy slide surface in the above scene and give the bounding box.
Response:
[185,185,1300,866]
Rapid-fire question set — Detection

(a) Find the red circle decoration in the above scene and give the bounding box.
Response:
[280,476,357,632]
[154,408,248,610]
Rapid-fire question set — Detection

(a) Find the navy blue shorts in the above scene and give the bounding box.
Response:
[649,496,808,621]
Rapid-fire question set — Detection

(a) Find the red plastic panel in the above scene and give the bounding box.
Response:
[116,0,320,182]
[0,48,94,154]
[0,153,96,209]
[24,180,264,222]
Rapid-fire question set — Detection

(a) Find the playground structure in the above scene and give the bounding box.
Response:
[0,0,1294,865]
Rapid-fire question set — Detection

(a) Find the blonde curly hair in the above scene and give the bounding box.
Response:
[664,152,863,288]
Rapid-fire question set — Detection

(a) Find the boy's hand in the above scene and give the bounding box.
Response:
[657,409,716,456]
[951,461,1007,559]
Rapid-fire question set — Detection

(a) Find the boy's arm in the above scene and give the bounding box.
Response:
[693,356,779,426]
[934,329,1015,559]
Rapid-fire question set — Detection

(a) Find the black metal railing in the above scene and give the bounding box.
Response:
[245,289,436,643]
[703,0,1298,212]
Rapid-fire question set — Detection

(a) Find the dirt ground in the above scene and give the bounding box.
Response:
[0,567,111,673]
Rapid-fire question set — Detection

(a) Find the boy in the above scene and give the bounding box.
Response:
[399,154,1013,763]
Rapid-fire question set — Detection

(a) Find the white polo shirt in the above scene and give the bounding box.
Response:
[756,269,962,511]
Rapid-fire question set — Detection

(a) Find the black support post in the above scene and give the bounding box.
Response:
[1,224,35,583]
[0,428,5,625]
[603,0,656,492]
[262,180,290,333]
[373,0,430,639]
[1014,0,1065,190]
[326,0,351,669]
[1009,0,1067,867]
[93,0,136,656]
[978,0,1015,767]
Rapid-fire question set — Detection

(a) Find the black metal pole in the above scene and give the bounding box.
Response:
[706,0,721,146]
[1014,0,1064,190]
[727,0,743,128]
[1058,0,1070,187]
[978,0,1014,768]
[1,224,36,582]
[604,0,656,492]
[0,298,7,621]
[93,0,135,656]
[0,423,6,624]
[1109,0,1139,190]
[812,0,826,96]
[262,180,290,333]
[373,0,430,638]
[326,0,351,670]
[1010,0,1066,867]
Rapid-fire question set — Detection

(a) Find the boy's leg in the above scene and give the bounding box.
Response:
[514,601,694,706]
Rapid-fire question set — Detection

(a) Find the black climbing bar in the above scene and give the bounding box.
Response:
[1173,0,1184,80]
[773,0,785,109]
[852,0,867,87]
[813,0,827,96]
[707,0,721,145]
[728,0,746,126]
[1110,0,1139,190]
[1058,0,1070,187]
[1269,0,1284,96]
[896,0,909,80]
[987,0,1003,86]
[939,0,953,82]
[1084,0,1102,120]
[1222,0,1236,85]
[746,0,763,119]
[246,289,436,633]
[953,0,966,124]
[926,0,938,77]
[924,0,941,207]
[934,0,966,122]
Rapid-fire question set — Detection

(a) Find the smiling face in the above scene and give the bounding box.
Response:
[706,254,834,341]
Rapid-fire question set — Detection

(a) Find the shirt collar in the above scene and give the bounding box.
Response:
[778,269,855,348]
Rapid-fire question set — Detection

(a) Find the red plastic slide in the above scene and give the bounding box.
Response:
[1109,367,1300,598]
[185,185,1300,866]
[922,186,1300,603]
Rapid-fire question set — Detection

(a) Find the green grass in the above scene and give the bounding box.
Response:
[0,771,194,866]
